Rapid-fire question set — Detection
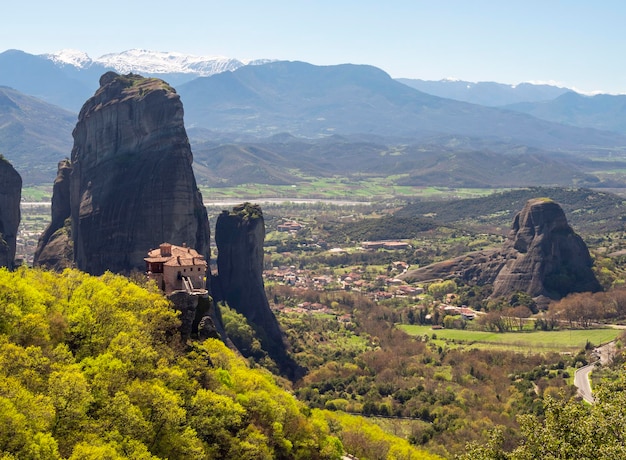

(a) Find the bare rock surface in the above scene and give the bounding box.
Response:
[34,159,73,269]
[214,203,303,379]
[0,157,21,268]
[36,72,211,275]
[402,198,601,300]
[491,198,601,298]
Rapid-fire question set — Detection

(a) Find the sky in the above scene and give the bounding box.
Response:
[2,1,625,94]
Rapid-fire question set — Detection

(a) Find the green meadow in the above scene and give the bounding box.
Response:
[398,324,622,353]
[199,178,502,202]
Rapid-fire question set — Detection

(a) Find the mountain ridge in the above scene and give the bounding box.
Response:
[503,92,626,135]
[0,85,75,184]
[178,60,626,149]
[3,51,626,188]
[397,78,573,106]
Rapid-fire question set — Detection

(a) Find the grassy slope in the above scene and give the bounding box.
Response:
[399,325,621,352]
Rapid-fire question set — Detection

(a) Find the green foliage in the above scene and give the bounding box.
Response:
[428,280,457,301]
[323,410,443,459]
[219,302,268,362]
[230,202,263,220]
[323,215,437,243]
[0,267,345,459]
[115,73,174,96]
[460,369,626,459]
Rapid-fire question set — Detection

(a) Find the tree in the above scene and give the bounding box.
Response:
[428,280,457,302]
[461,376,626,459]
[509,306,531,331]
[49,367,94,454]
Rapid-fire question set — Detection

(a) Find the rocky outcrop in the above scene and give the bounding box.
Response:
[402,198,601,301]
[214,203,303,379]
[167,291,221,341]
[0,157,21,269]
[36,72,211,275]
[33,73,300,378]
[33,159,73,270]
[491,198,601,299]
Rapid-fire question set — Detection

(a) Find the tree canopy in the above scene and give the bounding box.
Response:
[0,267,440,459]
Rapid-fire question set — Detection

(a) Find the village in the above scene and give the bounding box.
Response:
[15,202,483,327]
[262,218,481,324]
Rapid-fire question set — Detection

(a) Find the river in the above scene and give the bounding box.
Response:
[22,198,371,208]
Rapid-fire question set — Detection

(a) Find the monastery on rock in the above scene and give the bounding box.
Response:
[145,243,207,294]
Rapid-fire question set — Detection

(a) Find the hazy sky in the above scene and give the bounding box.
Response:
[3,1,625,93]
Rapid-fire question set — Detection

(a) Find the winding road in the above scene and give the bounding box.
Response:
[574,363,595,403]
[573,341,617,404]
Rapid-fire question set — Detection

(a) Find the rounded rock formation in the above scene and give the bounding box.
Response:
[491,198,601,299]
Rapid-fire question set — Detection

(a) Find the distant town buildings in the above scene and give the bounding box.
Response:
[277,220,303,232]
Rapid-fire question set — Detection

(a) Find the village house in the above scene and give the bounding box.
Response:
[277,220,303,232]
[392,261,409,271]
[395,285,424,295]
[361,241,385,250]
[145,242,207,294]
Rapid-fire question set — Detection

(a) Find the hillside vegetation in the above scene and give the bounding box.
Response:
[189,138,620,189]
[0,267,441,459]
[396,187,626,235]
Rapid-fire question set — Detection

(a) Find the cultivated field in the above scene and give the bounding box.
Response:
[398,324,622,353]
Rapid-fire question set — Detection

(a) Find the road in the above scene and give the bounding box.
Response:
[574,363,595,404]
[573,341,616,404]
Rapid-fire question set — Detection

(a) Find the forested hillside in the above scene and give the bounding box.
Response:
[461,367,626,459]
[0,267,440,459]
[397,187,626,235]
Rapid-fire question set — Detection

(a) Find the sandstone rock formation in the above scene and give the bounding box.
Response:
[35,73,299,378]
[214,203,303,379]
[33,159,73,270]
[0,157,21,269]
[167,291,221,341]
[491,198,601,299]
[35,72,211,275]
[402,198,601,301]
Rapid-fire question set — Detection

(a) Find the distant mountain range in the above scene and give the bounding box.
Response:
[0,86,74,184]
[0,49,270,111]
[2,48,626,188]
[397,78,573,107]
[176,61,624,149]
[46,48,251,75]
[503,92,626,135]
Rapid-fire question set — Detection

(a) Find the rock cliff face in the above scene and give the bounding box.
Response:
[0,157,21,269]
[35,73,298,378]
[491,198,601,299]
[402,198,601,301]
[33,159,73,270]
[214,203,302,379]
[36,72,211,275]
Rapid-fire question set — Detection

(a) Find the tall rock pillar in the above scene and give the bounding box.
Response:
[37,72,211,275]
[0,157,21,269]
[214,202,302,379]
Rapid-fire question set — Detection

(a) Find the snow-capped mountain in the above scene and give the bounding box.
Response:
[45,48,271,77]
[0,48,275,112]
[46,49,93,68]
